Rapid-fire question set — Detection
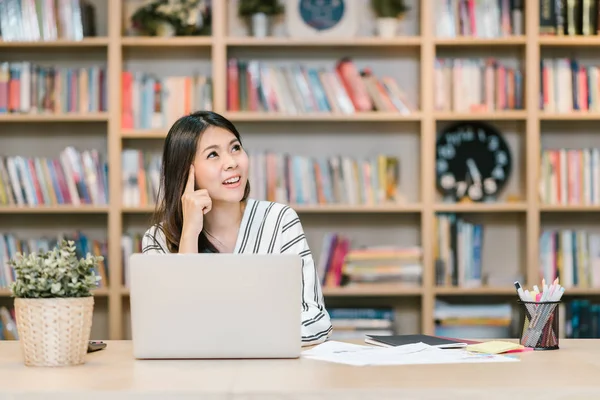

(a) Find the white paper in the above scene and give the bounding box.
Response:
[301,340,372,357]
[302,341,519,366]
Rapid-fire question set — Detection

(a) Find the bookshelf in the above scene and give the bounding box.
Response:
[2,0,600,340]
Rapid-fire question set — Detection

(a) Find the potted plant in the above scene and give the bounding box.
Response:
[238,0,284,38]
[371,0,410,38]
[10,240,103,367]
[130,0,211,37]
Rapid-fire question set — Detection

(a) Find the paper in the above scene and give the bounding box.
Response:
[302,341,519,366]
[302,341,372,357]
[466,341,524,354]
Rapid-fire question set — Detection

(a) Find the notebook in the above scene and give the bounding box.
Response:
[364,334,468,349]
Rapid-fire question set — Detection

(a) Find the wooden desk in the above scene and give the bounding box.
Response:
[1,339,599,399]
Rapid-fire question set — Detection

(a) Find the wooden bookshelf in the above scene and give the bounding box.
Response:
[120,36,212,47]
[2,0,600,341]
[434,36,527,46]
[222,111,423,122]
[0,113,109,122]
[225,36,422,47]
[0,37,110,47]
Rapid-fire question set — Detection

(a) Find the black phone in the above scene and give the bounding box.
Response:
[87,341,107,353]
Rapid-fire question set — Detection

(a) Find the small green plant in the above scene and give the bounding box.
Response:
[131,0,211,36]
[238,0,284,17]
[371,0,410,18]
[9,240,102,299]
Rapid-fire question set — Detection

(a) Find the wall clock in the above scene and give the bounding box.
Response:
[284,0,358,38]
[435,121,512,203]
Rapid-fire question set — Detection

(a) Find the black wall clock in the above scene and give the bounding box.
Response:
[435,121,512,202]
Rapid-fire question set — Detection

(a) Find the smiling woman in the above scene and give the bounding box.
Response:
[141,111,333,346]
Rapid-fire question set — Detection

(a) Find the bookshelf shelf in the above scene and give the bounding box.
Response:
[0,113,110,122]
[223,112,422,122]
[0,38,110,48]
[0,206,110,214]
[434,111,528,120]
[563,288,600,296]
[225,36,422,47]
[120,36,212,47]
[322,284,422,297]
[434,36,527,46]
[434,287,517,295]
[433,203,528,213]
[539,112,600,120]
[292,204,422,213]
[119,285,423,297]
[540,205,600,212]
[121,204,422,214]
[538,36,600,46]
[121,130,167,139]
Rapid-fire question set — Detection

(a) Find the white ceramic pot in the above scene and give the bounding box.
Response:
[156,21,175,37]
[376,17,397,38]
[251,12,270,37]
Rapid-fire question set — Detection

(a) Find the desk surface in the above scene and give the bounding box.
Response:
[1,339,599,399]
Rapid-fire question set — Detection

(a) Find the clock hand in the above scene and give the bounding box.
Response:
[466,158,482,183]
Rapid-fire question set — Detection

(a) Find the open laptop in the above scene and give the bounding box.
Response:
[128,253,302,359]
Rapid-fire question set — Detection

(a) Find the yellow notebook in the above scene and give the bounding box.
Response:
[465,341,524,354]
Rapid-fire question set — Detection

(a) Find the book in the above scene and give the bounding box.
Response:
[364,334,468,349]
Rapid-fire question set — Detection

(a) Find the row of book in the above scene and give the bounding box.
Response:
[121,72,213,131]
[121,232,142,288]
[436,0,524,38]
[539,229,600,289]
[316,232,422,288]
[540,58,600,113]
[539,148,600,206]
[120,150,405,208]
[226,58,415,115]
[8,228,600,294]
[0,0,95,42]
[246,152,403,206]
[434,58,524,112]
[121,149,161,208]
[121,230,423,291]
[0,62,107,114]
[539,0,600,36]
[328,308,394,341]
[0,147,108,207]
[7,145,600,209]
[0,232,108,290]
[434,213,483,288]
[566,299,600,338]
[434,300,514,339]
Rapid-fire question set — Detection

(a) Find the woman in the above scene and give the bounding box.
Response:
[141,110,332,346]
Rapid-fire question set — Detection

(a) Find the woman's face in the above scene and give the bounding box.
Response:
[192,126,249,203]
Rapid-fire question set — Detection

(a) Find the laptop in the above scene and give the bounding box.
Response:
[128,253,302,359]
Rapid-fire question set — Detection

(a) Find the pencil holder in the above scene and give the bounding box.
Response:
[519,300,560,350]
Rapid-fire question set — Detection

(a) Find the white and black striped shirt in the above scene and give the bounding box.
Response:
[141,198,333,346]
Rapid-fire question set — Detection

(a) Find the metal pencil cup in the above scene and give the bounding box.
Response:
[519,300,560,350]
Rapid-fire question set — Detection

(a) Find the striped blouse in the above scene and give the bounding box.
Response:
[141,198,333,346]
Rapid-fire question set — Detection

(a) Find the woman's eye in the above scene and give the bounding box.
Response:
[207,151,218,158]
[232,144,241,151]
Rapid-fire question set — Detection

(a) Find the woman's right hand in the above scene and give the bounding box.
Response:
[181,164,212,237]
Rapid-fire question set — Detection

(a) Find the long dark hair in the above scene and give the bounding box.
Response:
[152,111,250,253]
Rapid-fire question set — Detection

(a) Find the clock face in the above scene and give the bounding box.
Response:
[435,122,512,202]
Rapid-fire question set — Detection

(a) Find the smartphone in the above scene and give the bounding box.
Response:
[87,341,107,353]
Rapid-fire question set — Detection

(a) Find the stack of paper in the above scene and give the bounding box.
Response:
[302,341,520,366]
